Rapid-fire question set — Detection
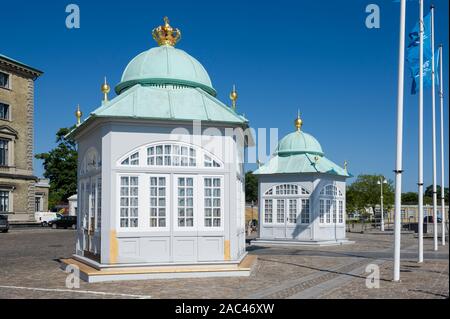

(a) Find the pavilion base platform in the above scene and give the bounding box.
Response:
[251,238,354,247]
[60,254,257,283]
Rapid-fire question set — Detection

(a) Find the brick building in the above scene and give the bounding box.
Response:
[0,54,49,222]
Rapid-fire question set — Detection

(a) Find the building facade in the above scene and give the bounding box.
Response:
[66,18,254,281]
[0,54,48,222]
[253,115,352,245]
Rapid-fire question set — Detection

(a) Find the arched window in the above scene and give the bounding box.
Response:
[263,184,311,225]
[117,142,223,169]
[319,184,344,225]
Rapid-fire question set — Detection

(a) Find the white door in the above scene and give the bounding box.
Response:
[275,198,298,238]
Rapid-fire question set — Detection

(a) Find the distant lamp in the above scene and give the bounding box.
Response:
[377,177,388,232]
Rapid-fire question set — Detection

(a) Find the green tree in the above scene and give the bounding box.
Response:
[424,185,449,204]
[402,192,418,204]
[35,127,77,209]
[245,171,258,203]
[346,174,394,213]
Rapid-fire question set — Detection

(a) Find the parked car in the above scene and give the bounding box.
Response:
[48,216,77,229]
[0,215,9,233]
[424,216,442,223]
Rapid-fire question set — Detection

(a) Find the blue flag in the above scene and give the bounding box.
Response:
[406,12,436,94]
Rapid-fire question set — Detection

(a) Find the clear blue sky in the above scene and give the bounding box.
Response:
[1,0,448,192]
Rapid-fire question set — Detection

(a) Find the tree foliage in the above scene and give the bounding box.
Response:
[346,174,394,212]
[245,171,258,204]
[35,127,77,209]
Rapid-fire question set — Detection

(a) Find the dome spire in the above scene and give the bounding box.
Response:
[101,76,110,103]
[152,17,181,46]
[75,104,82,126]
[230,84,238,110]
[294,110,303,132]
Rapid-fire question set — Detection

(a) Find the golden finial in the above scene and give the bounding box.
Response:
[75,104,82,126]
[152,16,181,46]
[101,77,110,102]
[230,84,238,110]
[294,110,303,131]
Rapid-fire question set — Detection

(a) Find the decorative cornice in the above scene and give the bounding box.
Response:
[0,55,43,80]
[115,78,217,96]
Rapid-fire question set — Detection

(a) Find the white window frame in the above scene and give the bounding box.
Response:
[173,174,198,231]
[116,141,224,169]
[96,176,102,229]
[264,199,273,223]
[0,71,11,90]
[0,189,12,213]
[200,175,224,231]
[0,102,10,121]
[300,198,310,224]
[118,175,140,229]
[149,174,170,231]
[262,183,311,225]
[319,184,345,226]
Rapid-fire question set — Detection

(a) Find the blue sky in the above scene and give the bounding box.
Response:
[1,0,448,192]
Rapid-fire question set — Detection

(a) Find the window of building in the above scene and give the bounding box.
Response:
[0,103,9,120]
[35,196,43,212]
[149,176,167,228]
[319,184,345,225]
[148,144,196,167]
[276,199,285,223]
[97,177,102,229]
[177,177,194,227]
[118,142,223,169]
[263,184,311,225]
[288,199,297,224]
[121,152,139,166]
[0,139,9,166]
[0,190,9,212]
[264,199,273,223]
[204,177,221,227]
[319,199,325,223]
[0,72,10,89]
[120,176,139,228]
[204,155,220,168]
[300,199,310,224]
[339,200,344,224]
[276,184,298,195]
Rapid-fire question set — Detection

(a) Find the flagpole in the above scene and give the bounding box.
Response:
[394,0,407,282]
[430,5,438,251]
[439,44,446,246]
[417,0,424,264]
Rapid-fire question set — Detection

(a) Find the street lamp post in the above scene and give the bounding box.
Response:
[378,177,388,232]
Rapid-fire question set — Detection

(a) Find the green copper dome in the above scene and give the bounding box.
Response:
[116,45,216,96]
[276,131,324,156]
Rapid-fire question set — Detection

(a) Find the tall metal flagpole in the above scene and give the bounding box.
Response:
[439,44,446,246]
[417,0,424,264]
[430,5,438,251]
[394,0,407,282]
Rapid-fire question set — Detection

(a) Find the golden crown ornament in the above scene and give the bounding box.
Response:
[152,17,181,46]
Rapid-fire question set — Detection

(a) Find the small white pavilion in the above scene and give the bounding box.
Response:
[253,114,353,246]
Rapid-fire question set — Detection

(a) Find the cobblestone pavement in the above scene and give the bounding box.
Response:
[0,228,448,299]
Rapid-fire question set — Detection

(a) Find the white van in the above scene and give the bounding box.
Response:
[34,212,60,227]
